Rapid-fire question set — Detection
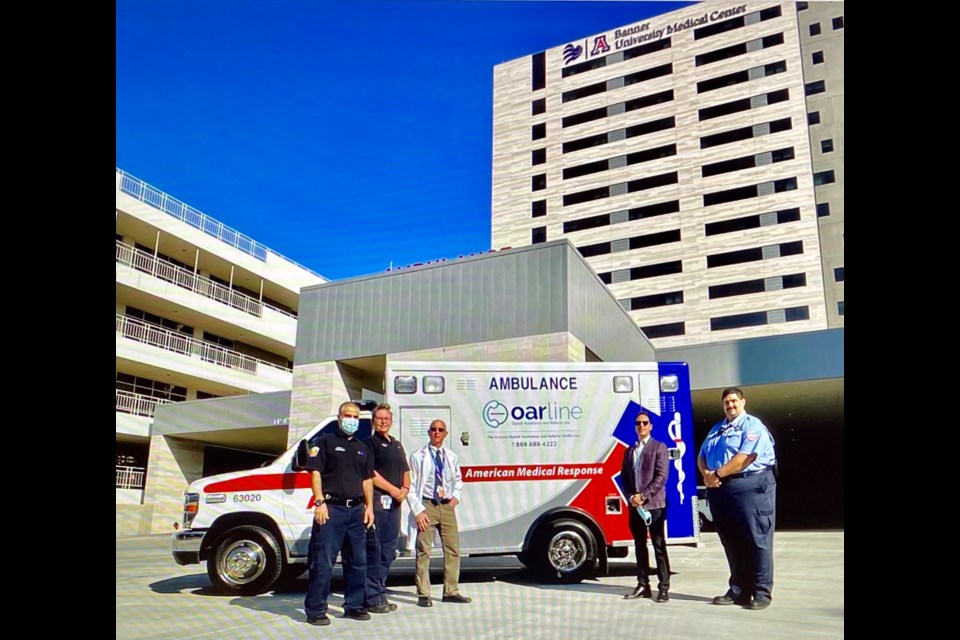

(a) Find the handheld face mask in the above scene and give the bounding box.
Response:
[341,417,360,435]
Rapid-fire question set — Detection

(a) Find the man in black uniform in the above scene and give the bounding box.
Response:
[363,403,411,613]
[304,401,375,626]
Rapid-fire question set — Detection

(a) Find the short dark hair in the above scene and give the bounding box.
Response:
[721,387,744,400]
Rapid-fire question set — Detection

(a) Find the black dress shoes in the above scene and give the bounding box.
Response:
[713,593,749,606]
[624,585,653,599]
[417,596,433,608]
[442,594,472,603]
[656,590,670,603]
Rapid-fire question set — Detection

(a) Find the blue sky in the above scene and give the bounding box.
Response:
[117,0,692,281]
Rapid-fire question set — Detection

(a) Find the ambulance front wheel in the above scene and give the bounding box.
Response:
[534,519,597,583]
[207,525,283,595]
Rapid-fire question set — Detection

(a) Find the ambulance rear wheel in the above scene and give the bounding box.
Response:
[534,519,597,583]
[207,525,283,595]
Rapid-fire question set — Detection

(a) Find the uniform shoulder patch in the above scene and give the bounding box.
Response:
[745,432,759,441]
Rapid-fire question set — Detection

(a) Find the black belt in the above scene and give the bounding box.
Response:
[325,495,365,507]
[726,468,772,481]
[424,496,451,505]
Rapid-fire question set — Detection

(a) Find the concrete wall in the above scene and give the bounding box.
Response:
[144,436,204,535]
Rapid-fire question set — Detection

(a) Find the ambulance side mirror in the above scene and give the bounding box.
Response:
[293,440,310,471]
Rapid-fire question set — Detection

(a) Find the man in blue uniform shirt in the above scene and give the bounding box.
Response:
[304,401,375,626]
[698,387,777,611]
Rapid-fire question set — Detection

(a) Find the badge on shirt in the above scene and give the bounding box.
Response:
[380,494,392,510]
[746,432,759,442]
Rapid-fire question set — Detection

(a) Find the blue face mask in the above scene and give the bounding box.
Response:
[340,417,360,435]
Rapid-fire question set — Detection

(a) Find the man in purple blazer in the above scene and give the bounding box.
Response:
[620,410,671,603]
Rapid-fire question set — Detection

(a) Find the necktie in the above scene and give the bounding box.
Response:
[433,449,445,500]
[634,440,645,490]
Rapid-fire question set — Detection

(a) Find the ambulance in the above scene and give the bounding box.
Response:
[172,361,698,595]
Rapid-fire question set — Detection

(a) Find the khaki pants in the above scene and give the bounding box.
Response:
[415,500,461,597]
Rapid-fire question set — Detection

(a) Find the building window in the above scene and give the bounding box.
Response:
[699,88,789,121]
[532,226,546,244]
[532,52,545,90]
[641,322,685,339]
[707,240,803,268]
[703,177,797,207]
[532,123,546,140]
[797,2,809,10]
[705,207,800,236]
[578,229,681,258]
[695,32,784,66]
[814,170,836,186]
[701,117,792,149]
[812,50,824,65]
[832,16,844,30]
[697,60,787,94]
[702,147,795,178]
[821,139,834,153]
[808,111,821,125]
[531,200,546,218]
[805,80,826,95]
[623,290,684,310]
[709,273,806,299]
[532,174,546,191]
[532,148,546,165]
[838,301,844,316]
[711,306,809,331]
[531,98,546,116]
[817,202,831,217]
[598,260,683,285]
[809,22,821,36]
[834,267,844,282]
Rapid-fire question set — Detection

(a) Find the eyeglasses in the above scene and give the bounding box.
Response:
[429,427,446,433]
[636,420,650,426]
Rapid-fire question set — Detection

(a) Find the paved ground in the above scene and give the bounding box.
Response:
[117,530,843,639]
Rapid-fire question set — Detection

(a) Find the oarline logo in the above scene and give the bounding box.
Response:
[483,400,508,428]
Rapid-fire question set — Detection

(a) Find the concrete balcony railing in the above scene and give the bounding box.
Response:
[116,314,292,376]
[116,240,296,319]
[116,466,146,490]
[116,389,171,418]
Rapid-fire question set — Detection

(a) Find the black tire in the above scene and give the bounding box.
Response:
[207,525,283,595]
[532,519,597,583]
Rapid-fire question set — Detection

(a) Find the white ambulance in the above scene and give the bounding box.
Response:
[172,361,698,595]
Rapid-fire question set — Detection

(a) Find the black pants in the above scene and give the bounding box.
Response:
[628,507,670,590]
[708,468,776,602]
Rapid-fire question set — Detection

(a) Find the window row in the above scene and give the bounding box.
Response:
[703,176,797,207]
[702,146,795,178]
[564,116,675,153]
[707,240,803,268]
[578,228,681,258]
[564,143,677,180]
[563,89,674,128]
[711,305,809,331]
[697,60,786,94]
[699,88,789,121]
[701,117,792,149]
[705,207,800,236]
[599,259,682,285]
[709,272,807,299]
[564,171,678,206]
[562,63,673,103]
[694,5,782,41]
[116,372,188,403]
[564,199,679,233]
[695,32,784,67]
[620,290,684,311]
[808,16,844,36]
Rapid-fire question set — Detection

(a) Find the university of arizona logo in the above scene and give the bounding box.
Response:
[563,43,583,64]
[591,35,610,56]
